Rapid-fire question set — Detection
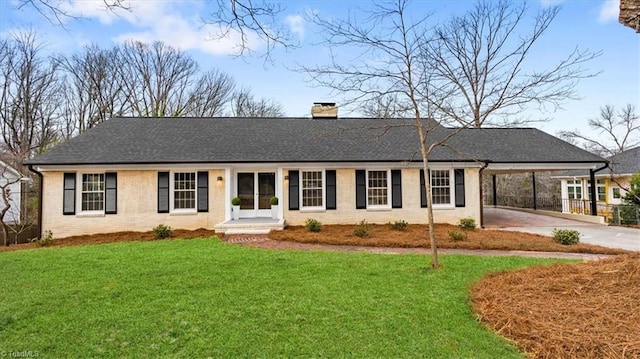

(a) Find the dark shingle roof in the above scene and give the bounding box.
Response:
[27,117,605,166]
[553,146,640,178]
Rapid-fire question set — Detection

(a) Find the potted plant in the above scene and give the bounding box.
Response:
[231,197,241,220]
[270,196,279,219]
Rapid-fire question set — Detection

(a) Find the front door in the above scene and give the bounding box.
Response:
[237,172,276,218]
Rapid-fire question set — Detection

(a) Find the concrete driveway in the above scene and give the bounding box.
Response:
[484,207,640,252]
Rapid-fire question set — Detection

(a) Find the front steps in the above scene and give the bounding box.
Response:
[214,218,285,234]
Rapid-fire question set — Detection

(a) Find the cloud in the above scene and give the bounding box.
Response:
[539,0,564,7]
[61,0,262,56]
[285,14,305,40]
[598,0,619,23]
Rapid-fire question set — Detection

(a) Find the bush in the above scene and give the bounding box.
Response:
[305,218,322,232]
[448,230,467,241]
[390,220,408,231]
[459,217,476,230]
[552,228,580,245]
[34,230,54,247]
[270,196,279,206]
[353,219,370,237]
[231,197,241,206]
[153,224,173,239]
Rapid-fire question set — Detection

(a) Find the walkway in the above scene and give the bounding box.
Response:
[223,234,610,260]
[484,207,639,252]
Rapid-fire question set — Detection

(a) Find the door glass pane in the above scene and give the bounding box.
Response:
[258,172,275,210]
[238,173,254,210]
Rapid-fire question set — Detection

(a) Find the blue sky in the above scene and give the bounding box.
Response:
[0,0,638,139]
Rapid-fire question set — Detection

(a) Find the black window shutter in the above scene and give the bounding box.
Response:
[454,169,465,207]
[391,170,402,208]
[420,169,427,208]
[355,170,366,209]
[158,172,169,213]
[288,170,299,210]
[105,172,117,214]
[63,173,76,215]
[326,170,337,210]
[197,171,209,212]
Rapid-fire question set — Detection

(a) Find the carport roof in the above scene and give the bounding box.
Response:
[551,146,639,178]
[27,117,606,169]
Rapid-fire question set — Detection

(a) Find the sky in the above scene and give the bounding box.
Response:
[0,0,638,140]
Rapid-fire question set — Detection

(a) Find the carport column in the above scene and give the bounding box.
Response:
[532,172,537,210]
[492,174,497,207]
[589,169,597,216]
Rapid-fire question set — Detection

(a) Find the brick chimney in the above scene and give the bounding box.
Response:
[311,102,338,119]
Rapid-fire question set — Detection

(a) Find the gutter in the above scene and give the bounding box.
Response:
[28,165,43,239]
[479,161,490,228]
[588,162,610,217]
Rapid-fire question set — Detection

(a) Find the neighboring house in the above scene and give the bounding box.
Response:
[0,160,23,224]
[552,147,640,215]
[26,109,606,237]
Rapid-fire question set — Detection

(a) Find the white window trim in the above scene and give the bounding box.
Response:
[366,169,391,209]
[430,168,454,208]
[300,169,326,211]
[567,179,583,200]
[76,172,105,216]
[170,171,197,214]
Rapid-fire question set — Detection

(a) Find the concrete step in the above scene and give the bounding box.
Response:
[214,218,285,234]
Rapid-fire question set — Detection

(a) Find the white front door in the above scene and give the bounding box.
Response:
[237,172,276,218]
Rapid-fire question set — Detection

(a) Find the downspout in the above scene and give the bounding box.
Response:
[479,161,490,228]
[28,165,43,239]
[589,162,609,216]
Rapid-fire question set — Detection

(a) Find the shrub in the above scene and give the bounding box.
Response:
[552,228,580,245]
[34,230,54,247]
[390,220,408,231]
[353,219,370,237]
[231,197,241,206]
[305,218,322,232]
[153,224,173,239]
[448,230,467,241]
[270,196,279,206]
[459,217,476,230]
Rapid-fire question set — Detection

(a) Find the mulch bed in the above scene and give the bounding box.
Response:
[269,224,629,255]
[471,254,640,358]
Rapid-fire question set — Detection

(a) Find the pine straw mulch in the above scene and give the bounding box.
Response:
[268,224,629,255]
[471,254,640,359]
[0,228,218,252]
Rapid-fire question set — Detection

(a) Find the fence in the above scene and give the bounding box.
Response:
[611,205,640,226]
[484,195,563,212]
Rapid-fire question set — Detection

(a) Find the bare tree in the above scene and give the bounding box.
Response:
[206,0,292,59]
[0,31,62,164]
[230,87,285,117]
[57,45,129,137]
[118,41,200,117]
[184,69,236,117]
[558,104,639,157]
[425,0,600,128]
[303,0,469,268]
[13,0,291,58]
[12,0,128,26]
[361,94,412,119]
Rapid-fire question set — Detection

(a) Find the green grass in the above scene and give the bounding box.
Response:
[0,238,564,358]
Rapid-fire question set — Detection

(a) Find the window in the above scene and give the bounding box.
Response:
[173,172,196,210]
[567,180,582,200]
[301,171,324,208]
[367,170,388,207]
[81,173,104,212]
[586,180,606,202]
[612,187,621,199]
[431,170,451,205]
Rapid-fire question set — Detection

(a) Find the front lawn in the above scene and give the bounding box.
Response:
[0,238,563,358]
